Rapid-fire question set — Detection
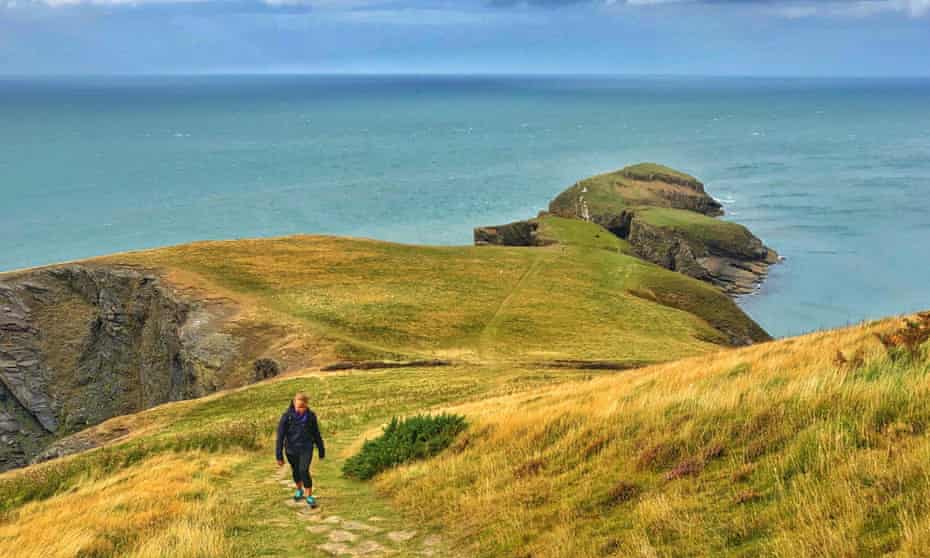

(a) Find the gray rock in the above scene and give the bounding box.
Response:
[253,358,281,381]
[0,264,247,472]
[474,219,556,247]
[626,217,778,298]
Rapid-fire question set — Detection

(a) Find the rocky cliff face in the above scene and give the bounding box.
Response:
[617,167,724,217]
[0,264,244,471]
[626,218,779,296]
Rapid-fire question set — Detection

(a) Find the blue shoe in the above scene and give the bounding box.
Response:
[293,488,304,501]
[306,495,318,508]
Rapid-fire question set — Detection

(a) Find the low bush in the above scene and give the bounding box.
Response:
[342,414,467,480]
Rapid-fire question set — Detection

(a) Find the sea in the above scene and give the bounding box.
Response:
[2,75,929,338]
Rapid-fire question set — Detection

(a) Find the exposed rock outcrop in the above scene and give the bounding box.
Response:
[617,165,724,217]
[626,217,779,296]
[474,219,555,247]
[253,358,281,381]
[0,264,247,471]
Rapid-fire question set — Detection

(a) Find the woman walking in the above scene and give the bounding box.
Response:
[276,392,325,507]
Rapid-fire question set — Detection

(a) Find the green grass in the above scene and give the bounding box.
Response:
[536,215,632,253]
[549,171,636,218]
[622,255,769,343]
[548,163,711,224]
[98,235,762,365]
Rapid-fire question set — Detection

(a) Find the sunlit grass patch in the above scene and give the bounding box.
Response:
[0,452,243,558]
[377,315,930,556]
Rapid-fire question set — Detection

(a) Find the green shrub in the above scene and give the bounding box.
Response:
[342,414,467,480]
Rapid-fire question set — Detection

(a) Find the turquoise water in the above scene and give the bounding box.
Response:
[2,75,929,337]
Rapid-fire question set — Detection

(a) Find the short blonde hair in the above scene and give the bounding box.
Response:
[294,392,309,404]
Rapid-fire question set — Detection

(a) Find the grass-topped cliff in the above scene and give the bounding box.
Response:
[548,162,723,224]
[480,163,779,296]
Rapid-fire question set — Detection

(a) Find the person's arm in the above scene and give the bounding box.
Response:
[275,413,287,462]
[311,412,325,459]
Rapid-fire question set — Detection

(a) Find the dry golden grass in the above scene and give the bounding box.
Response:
[377,314,930,557]
[0,452,243,558]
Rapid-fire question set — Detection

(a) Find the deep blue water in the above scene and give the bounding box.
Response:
[2,75,929,337]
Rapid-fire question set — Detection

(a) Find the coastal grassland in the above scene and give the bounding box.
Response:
[549,170,640,216]
[621,255,770,343]
[377,314,930,557]
[95,234,761,365]
[635,207,761,257]
[535,215,632,253]
[0,365,601,557]
[548,163,705,220]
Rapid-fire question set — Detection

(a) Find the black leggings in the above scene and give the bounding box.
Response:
[286,451,313,488]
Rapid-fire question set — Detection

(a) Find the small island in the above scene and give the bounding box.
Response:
[475,163,779,296]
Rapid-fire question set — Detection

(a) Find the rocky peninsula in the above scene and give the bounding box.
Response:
[475,163,779,296]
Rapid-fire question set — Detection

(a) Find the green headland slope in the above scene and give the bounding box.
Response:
[478,163,780,295]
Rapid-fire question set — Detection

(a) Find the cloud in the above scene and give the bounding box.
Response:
[486,0,930,17]
[762,0,930,18]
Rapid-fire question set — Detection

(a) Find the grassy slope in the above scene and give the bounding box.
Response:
[536,215,633,254]
[91,234,763,365]
[549,170,640,216]
[0,231,772,557]
[377,315,930,557]
[0,365,600,557]
[548,163,706,219]
[4,311,928,557]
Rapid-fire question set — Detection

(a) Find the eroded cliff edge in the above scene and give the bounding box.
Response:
[0,264,267,471]
[475,163,779,296]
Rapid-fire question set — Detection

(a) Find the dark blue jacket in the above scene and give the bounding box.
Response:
[275,403,325,461]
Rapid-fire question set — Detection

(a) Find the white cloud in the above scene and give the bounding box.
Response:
[767,0,930,19]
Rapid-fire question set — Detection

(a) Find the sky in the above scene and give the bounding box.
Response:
[0,0,928,76]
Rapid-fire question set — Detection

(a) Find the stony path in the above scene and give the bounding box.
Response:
[272,467,444,557]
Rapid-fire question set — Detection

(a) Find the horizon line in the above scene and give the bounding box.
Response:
[2,71,930,81]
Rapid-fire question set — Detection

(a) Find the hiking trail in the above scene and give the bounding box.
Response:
[269,466,444,557]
